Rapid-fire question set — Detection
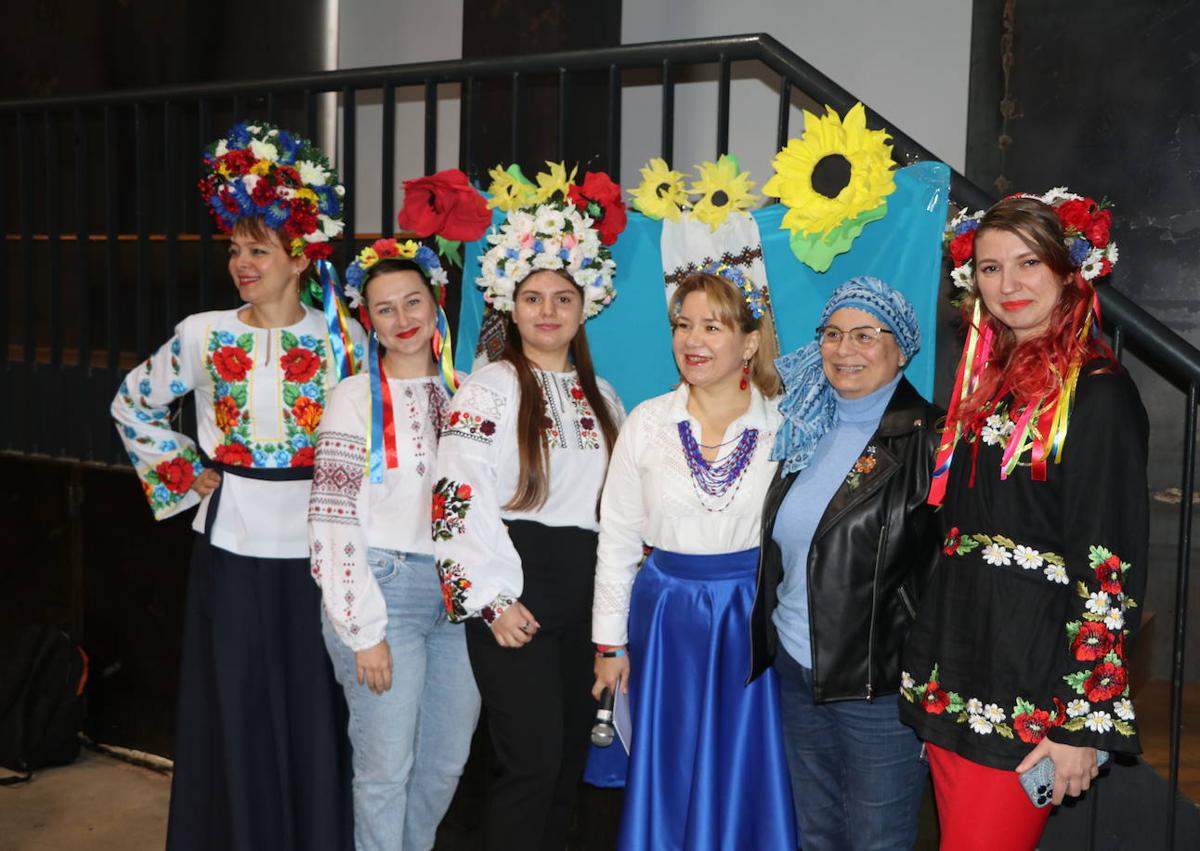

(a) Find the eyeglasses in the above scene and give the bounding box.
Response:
[815,325,894,348]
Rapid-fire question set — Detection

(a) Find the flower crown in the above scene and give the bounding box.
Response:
[945,187,1119,293]
[480,162,627,320]
[199,122,345,261]
[629,154,759,231]
[344,239,449,308]
[702,261,769,320]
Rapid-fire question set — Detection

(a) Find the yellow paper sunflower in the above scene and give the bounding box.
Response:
[486,164,538,212]
[629,158,690,221]
[689,154,759,230]
[532,161,579,204]
[763,102,896,271]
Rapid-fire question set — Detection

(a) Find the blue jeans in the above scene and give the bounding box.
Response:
[322,548,480,851]
[774,646,925,851]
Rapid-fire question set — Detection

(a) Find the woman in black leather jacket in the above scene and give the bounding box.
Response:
[748,276,941,850]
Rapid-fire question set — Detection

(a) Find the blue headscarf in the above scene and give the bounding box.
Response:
[771,275,921,475]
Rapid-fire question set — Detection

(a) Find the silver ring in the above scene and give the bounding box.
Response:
[519,621,530,634]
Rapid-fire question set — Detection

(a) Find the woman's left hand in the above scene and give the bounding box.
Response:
[1015,738,1100,806]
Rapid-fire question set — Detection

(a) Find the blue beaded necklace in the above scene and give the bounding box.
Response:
[677,420,759,502]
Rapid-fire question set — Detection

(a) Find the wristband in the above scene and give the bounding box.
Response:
[596,648,627,658]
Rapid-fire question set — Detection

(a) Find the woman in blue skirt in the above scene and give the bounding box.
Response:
[591,268,796,851]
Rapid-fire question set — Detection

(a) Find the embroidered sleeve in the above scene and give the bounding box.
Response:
[110,324,204,521]
[593,402,648,645]
[307,381,386,651]
[1047,372,1149,750]
[433,374,522,624]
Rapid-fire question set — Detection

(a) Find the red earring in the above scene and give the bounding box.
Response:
[739,359,750,391]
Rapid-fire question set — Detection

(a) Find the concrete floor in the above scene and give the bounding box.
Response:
[0,749,169,851]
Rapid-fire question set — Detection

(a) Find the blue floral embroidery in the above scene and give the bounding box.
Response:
[170,380,187,395]
[159,440,178,451]
[139,378,152,396]
[218,330,235,345]
[171,338,182,356]
[300,334,318,348]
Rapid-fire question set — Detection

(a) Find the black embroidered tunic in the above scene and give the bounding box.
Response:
[899,363,1148,770]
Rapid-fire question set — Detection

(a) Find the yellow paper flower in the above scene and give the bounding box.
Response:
[763,102,895,238]
[250,159,272,177]
[532,161,578,204]
[486,164,537,212]
[688,154,759,230]
[629,158,690,221]
[294,187,319,205]
[395,239,420,259]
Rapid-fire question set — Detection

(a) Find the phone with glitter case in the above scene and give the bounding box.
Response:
[1019,750,1110,807]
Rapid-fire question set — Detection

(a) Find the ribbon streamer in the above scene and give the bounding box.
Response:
[317,259,359,380]
[366,333,399,484]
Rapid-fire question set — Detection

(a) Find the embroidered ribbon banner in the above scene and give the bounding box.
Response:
[456,161,950,410]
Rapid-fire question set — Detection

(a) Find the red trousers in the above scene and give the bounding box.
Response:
[926,742,1052,850]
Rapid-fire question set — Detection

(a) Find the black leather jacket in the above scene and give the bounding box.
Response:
[748,377,942,702]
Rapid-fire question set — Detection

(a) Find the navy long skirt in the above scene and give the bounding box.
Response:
[166,536,353,851]
[618,547,796,851]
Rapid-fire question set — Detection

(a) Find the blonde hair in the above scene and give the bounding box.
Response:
[669,272,781,398]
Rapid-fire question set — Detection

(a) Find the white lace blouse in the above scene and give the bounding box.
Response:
[591,383,781,645]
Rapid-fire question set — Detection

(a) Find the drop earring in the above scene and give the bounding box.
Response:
[739,359,750,391]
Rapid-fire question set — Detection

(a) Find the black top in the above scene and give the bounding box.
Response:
[899,361,1149,770]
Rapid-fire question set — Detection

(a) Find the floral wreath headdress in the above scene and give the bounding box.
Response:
[351,172,490,484]
[929,187,1119,506]
[480,162,627,320]
[699,261,770,321]
[200,121,359,379]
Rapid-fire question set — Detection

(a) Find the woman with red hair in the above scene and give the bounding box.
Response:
[899,192,1148,849]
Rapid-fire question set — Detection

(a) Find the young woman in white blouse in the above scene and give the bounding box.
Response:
[111,123,361,850]
[308,240,480,851]
[591,269,796,851]
[433,183,625,851]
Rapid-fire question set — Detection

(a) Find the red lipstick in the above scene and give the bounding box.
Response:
[1001,300,1033,311]
[396,327,419,339]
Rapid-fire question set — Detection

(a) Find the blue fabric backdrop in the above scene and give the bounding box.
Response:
[456,161,950,410]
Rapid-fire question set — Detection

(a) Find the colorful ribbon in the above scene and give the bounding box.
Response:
[433,304,458,394]
[317,259,359,380]
[366,333,398,484]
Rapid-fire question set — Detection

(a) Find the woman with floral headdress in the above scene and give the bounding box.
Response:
[433,164,626,851]
[590,268,795,851]
[899,192,1147,849]
[748,275,939,850]
[111,122,364,849]
[308,227,485,848]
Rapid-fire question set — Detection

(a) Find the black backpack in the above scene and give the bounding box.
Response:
[0,626,89,784]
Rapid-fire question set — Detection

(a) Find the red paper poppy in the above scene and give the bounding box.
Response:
[568,171,627,246]
[949,231,976,266]
[397,169,491,242]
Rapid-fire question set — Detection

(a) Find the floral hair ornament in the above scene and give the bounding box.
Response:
[763,102,896,272]
[702,261,769,320]
[199,121,358,379]
[479,162,627,320]
[396,168,492,268]
[929,188,1118,506]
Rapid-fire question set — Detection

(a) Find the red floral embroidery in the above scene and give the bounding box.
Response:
[1013,708,1056,744]
[432,493,446,522]
[1095,555,1123,595]
[292,396,324,431]
[921,681,951,715]
[281,346,321,383]
[455,483,472,500]
[1071,621,1115,661]
[1083,662,1127,703]
[943,527,962,556]
[290,446,315,467]
[214,395,241,432]
[212,346,252,381]
[156,457,196,494]
[214,442,254,467]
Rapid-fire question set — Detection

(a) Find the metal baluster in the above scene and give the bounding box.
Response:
[777,78,792,151]
[45,110,64,455]
[716,54,730,158]
[341,85,356,270]
[661,59,674,163]
[134,103,149,358]
[607,64,621,179]
[164,101,179,330]
[424,81,437,176]
[557,68,569,163]
[197,99,213,310]
[103,106,120,462]
[463,77,477,184]
[17,112,34,454]
[510,73,523,166]
[381,84,395,235]
[73,107,93,460]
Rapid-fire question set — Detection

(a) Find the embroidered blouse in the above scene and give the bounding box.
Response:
[110,306,366,558]
[899,364,1149,768]
[308,372,449,651]
[592,383,782,646]
[433,361,624,624]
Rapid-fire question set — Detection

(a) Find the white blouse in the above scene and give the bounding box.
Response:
[110,306,366,559]
[433,361,624,624]
[592,383,781,645]
[308,373,449,651]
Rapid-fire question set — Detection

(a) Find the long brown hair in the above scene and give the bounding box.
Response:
[501,272,620,512]
[948,197,1114,436]
[669,272,782,398]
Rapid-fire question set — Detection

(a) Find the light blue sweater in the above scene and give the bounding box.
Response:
[771,373,901,668]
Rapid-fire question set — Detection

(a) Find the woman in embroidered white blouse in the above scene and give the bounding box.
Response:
[308,243,480,851]
[434,267,624,851]
[590,270,797,851]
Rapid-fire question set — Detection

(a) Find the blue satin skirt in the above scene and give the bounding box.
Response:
[617,547,797,851]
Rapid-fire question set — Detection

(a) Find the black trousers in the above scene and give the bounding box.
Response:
[166,536,353,851]
[466,520,598,851]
